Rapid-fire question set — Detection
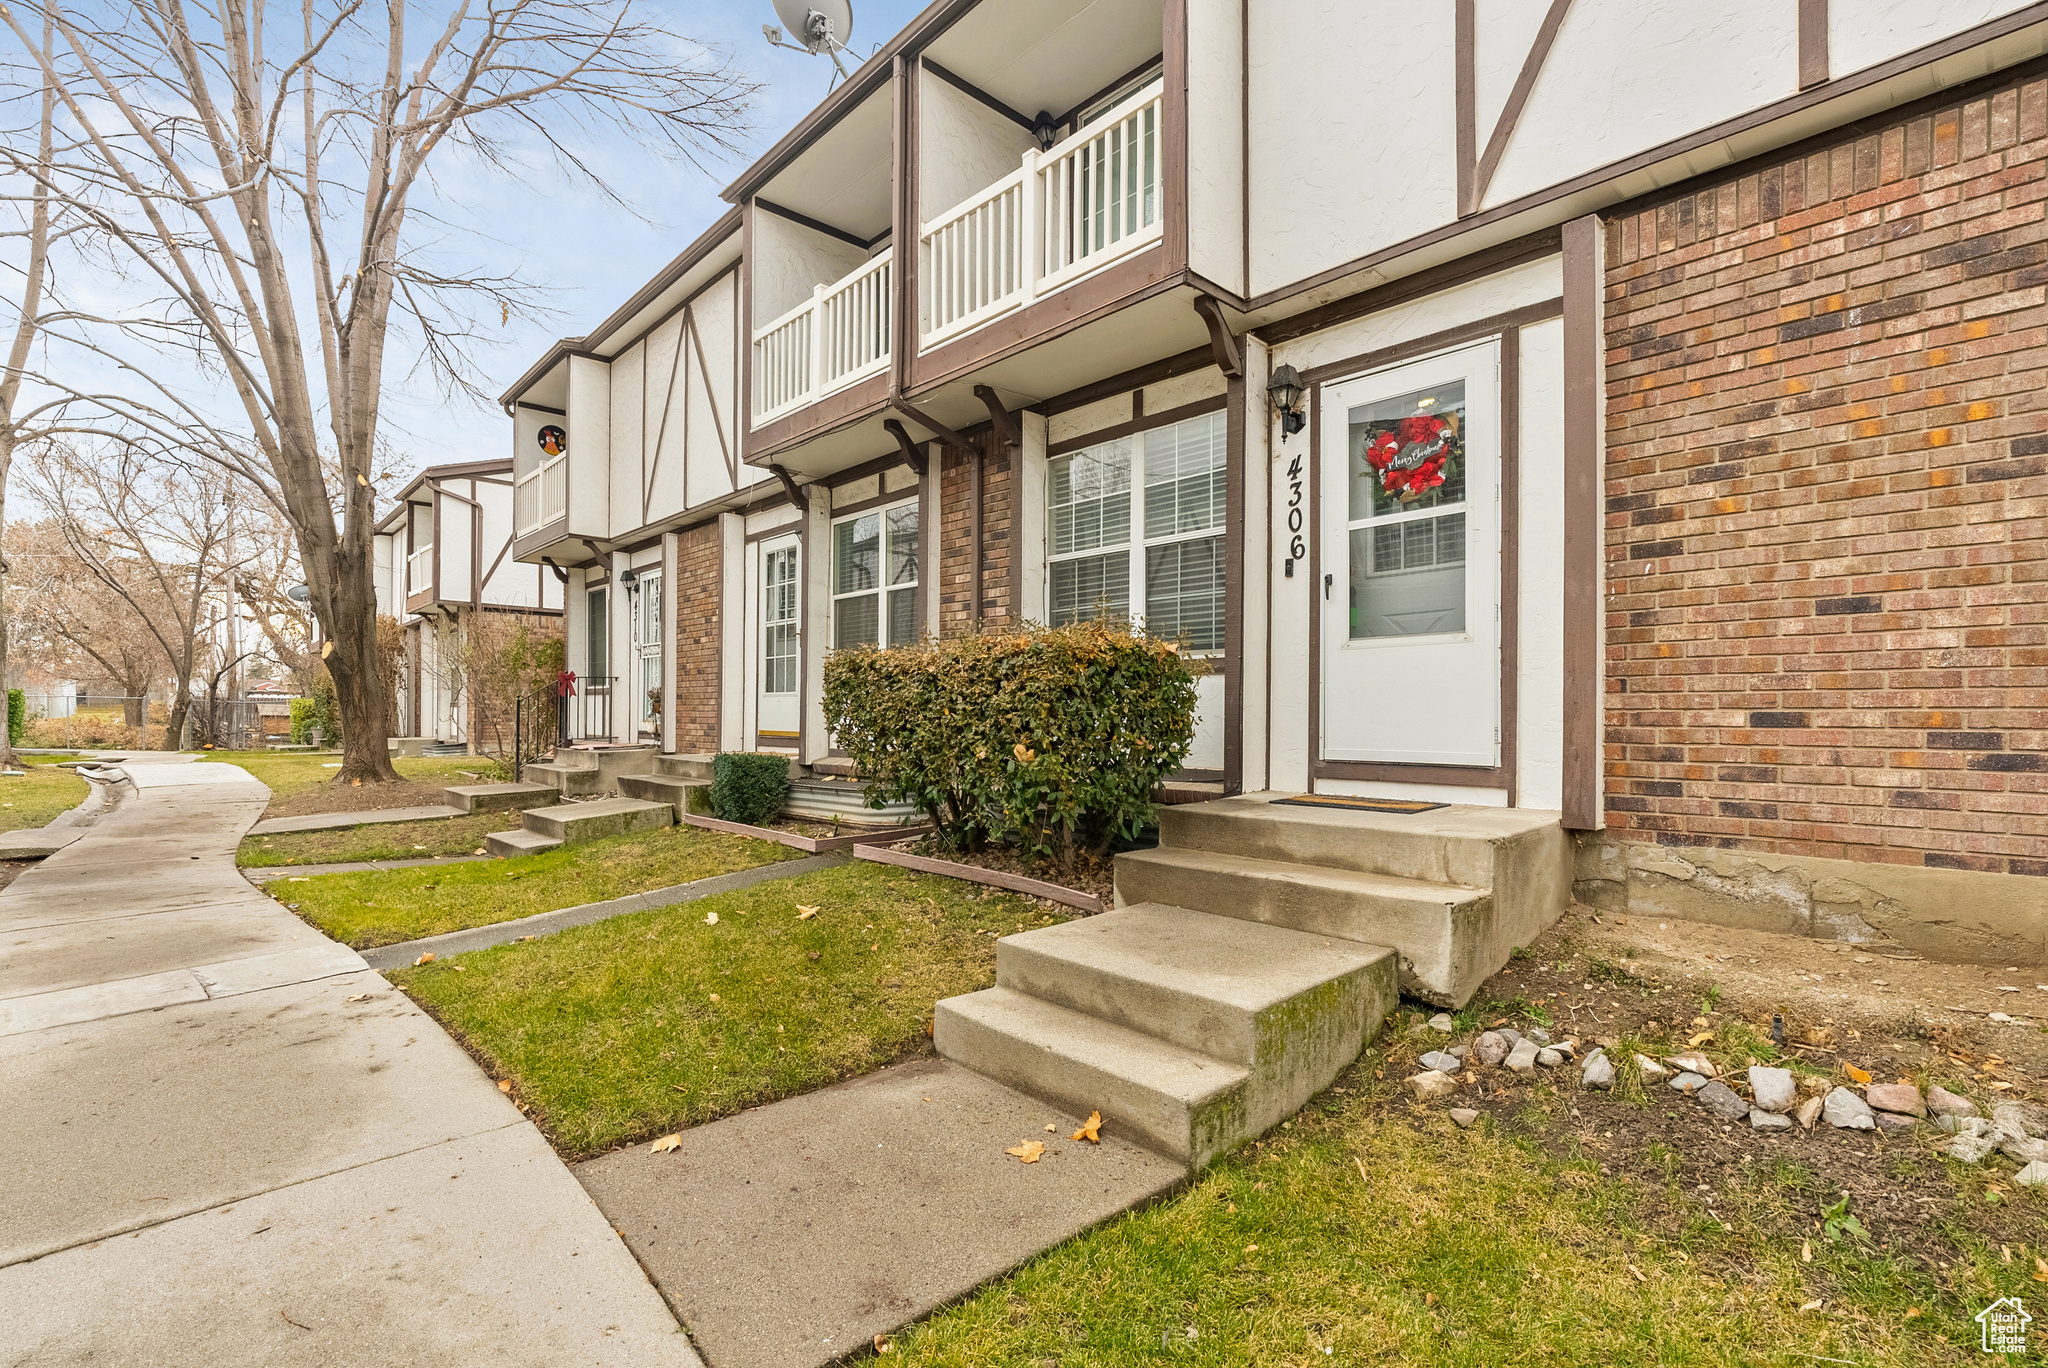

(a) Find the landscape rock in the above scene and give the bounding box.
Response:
[1748,1066,1796,1114]
[1526,1028,1552,1046]
[1864,1083,1926,1118]
[1874,1112,1917,1134]
[1663,1052,1718,1079]
[1696,1081,1749,1123]
[1794,1096,1824,1131]
[1447,1045,1471,1061]
[1668,1072,1709,1095]
[1947,1133,2000,1164]
[1473,1032,1511,1067]
[1427,1014,1454,1034]
[1506,1039,1541,1076]
[2018,1162,2048,1188]
[2001,1136,2048,1166]
[1925,1086,1977,1119]
[1581,1050,1614,1090]
[1420,1051,1462,1074]
[1409,1070,1459,1100]
[1636,1055,1670,1079]
[1449,1108,1479,1129]
[1823,1088,1876,1130]
[1498,1028,1523,1046]
[1750,1108,1792,1131]
[1536,1047,1565,1069]
[1993,1101,2048,1139]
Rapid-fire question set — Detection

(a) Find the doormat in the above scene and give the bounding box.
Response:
[1273,795,1448,815]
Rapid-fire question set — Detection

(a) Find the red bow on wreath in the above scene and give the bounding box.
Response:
[556,670,578,698]
[1364,414,1454,500]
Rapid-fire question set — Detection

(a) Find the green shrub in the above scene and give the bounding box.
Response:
[293,672,341,745]
[288,698,316,744]
[709,752,791,826]
[6,689,22,746]
[822,619,1201,868]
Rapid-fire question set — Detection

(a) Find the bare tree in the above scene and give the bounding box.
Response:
[25,438,248,747]
[8,515,161,726]
[0,0,752,781]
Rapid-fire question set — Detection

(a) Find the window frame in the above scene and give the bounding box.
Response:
[761,545,799,696]
[829,496,921,650]
[1046,410,1227,656]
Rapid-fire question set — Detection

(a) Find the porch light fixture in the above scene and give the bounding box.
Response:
[618,568,639,586]
[1268,363,1306,438]
[1033,110,1058,151]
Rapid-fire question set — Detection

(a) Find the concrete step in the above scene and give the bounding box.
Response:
[935,986,1250,1167]
[619,773,707,810]
[1159,793,1562,888]
[522,762,603,797]
[654,753,716,781]
[996,904,1394,1068]
[486,827,563,858]
[442,782,559,814]
[1113,845,1493,1007]
[521,797,672,844]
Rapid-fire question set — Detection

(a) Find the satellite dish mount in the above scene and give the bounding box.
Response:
[763,2,856,85]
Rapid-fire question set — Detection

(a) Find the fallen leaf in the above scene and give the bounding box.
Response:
[1005,1140,1046,1164]
[1044,1123,1057,1133]
[1424,1292,1437,1306]
[345,993,371,1003]
[704,912,718,925]
[414,953,436,966]
[796,906,818,920]
[2034,1256,2048,1284]
[1906,1306,1923,1319]
[649,1134,681,1154]
[450,965,465,973]
[497,1080,512,1093]
[1688,1031,1714,1047]
[1071,1110,1103,1143]
[1626,1264,1646,1283]
[872,1334,893,1354]
[1244,1244,1259,1254]
[1844,1063,1872,1085]
[1800,1299,1824,1313]
[709,993,720,1003]
[1802,1239,1812,1263]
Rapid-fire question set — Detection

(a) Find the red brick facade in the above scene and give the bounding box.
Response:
[1602,68,2048,876]
[937,430,1017,633]
[672,522,722,752]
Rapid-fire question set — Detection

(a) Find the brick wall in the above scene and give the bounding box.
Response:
[673,522,721,752]
[937,429,1015,634]
[1602,67,2048,876]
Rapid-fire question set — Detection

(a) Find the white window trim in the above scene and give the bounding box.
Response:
[829,497,921,649]
[1046,413,1226,656]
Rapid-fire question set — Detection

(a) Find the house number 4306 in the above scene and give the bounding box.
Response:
[1284,454,1305,570]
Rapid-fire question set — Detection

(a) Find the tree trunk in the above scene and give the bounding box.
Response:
[163,697,189,751]
[124,695,143,728]
[325,540,398,782]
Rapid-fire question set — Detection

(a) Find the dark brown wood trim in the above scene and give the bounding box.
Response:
[769,464,810,513]
[1472,0,1573,212]
[511,515,571,563]
[1301,298,1563,386]
[1561,213,1602,832]
[1799,0,1830,89]
[1056,54,1167,130]
[744,519,803,546]
[973,385,1021,448]
[756,197,871,252]
[889,398,973,453]
[1253,230,1562,346]
[515,401,565,416]
[1242,3,2048,316]
[1037,346,1214,416]
[826,487,919,522]
[883,418,927,477]
[1047,394,1228,458]
[851,843,1105,914]
[1313,760,1508,790]
[920,57,1038,133]
[1162,0,1190,277]
[1191,295,1242,377]
[1306,380,1322,790]
[908,250,1178,393]
[1498,325,1522,808]
[581,207,743,357]
[1239,0,1250,299]
[740,202,755,462]
[823,449,914,490]
[608,262,741,380]
[1223,371,1246,796]
[746,374,891,457]
[1455,0,1476,215]
[895,52,916,399]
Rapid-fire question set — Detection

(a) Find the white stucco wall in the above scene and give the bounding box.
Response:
[1515,316,1566,813]
[1185,0,1245,296]
[752,211,870,329]
[917,69,1039,224]
[1830,0,2032,78]
[610,339,645,539]
[566,355,611,539]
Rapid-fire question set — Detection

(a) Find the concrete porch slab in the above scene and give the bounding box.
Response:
[247,804,465,836]
[576,1057,1183,1368]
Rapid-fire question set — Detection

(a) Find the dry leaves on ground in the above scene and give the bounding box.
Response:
[1070,1110,1103,1143]
[797,905,818,920]
[1005,1139,1046,1164]
[414,952,435,966]
[497,1080,512,1093]
[344,993,371,1003]
[649,1133,681,1154]
[1844,1063,1873,1084]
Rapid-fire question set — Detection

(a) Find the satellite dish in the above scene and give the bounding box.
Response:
[764,0,855,81]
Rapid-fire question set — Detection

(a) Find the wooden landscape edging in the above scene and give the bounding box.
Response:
[680,810,933,854]
[850,843,1106,914]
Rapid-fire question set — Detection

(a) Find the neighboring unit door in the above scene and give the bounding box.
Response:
[757,537,800,745]
[1320,340,1500,768]
[630,572,663,735]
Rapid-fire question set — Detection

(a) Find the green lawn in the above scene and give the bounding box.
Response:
[392,862,1064,1159]
[202,750,495,806]
[893,1052,2032,1367]
[271,824,805,948]
[0,759,90,831]
[239,812,528,867]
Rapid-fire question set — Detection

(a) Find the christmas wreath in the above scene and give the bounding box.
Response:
[1362,412,1459,502]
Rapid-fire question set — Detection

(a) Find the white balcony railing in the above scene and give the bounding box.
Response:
[751,248,894,424]
[920,78,1165,349]
[515,453,568,536]
[407,543,434,596]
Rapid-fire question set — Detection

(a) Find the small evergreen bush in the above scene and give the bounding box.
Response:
[288,697,316,744]
[822,619,1202,867]
[709,752,791,826]
[6,689,22,746]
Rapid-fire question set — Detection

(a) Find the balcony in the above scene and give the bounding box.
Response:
[407,543,434,597]
[751,248,894,424]
[515,452,567,536]
[919,79,1165,350]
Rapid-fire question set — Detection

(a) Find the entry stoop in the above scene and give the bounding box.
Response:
[937,905,1396,1167]
[1116,793,1572,1007]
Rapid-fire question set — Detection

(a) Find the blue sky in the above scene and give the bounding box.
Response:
[378,0,927,475]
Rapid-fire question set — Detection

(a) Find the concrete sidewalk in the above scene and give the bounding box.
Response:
[0,756,696,1366]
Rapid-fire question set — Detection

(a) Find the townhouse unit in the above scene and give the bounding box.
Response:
[502,0,2048,966]
[375,459,566,747]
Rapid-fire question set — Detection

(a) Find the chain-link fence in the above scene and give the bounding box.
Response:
[18,694,161,749]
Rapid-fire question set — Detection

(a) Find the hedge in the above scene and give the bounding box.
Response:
[710,752,792,826]
[7,689,22,746]
[822,620,1201,868]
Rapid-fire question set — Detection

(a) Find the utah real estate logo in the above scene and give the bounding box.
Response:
[1978,1297,2032,1355]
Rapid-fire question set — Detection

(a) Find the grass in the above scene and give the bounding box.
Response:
[888,1059,2038,1366]
[391,861,1063,1159]
[201,749,507,817]
[0,758,89,831]
[239,812,529,867]
[271,823,804,948]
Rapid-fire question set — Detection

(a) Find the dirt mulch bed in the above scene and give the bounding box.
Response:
[888,835,1115,906]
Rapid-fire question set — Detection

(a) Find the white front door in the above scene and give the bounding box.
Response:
[1320,341,1500,768]
[630,572,663,735]
[757,536,800,745]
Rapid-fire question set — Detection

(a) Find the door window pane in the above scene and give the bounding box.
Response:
[586,588,607,679]
[1347,380,1469,640]
[763,547,798,693]
[1349,381,1467,521]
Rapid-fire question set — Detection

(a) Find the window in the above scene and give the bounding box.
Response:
[1346,379,1468,639]
[1048,410,1224,651]
[630,573,662,727]
[762,546,798,693]
[585,587,608,681]
[832,500,920,649]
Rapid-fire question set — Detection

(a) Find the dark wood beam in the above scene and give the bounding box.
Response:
[768,463,809,513]
[972,385,1021,449]
[888,399,973,454]
[1192,295,1242,378]
[883,418,927,477]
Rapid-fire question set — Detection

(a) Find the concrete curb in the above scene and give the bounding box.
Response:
[360,852,845,970]
[249,804,465,836]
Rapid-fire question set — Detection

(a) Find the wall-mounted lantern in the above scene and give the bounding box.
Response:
[1268,363,1306,438]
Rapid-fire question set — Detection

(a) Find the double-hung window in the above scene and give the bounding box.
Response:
[1048,410,1224,651]
[831,500,920,648]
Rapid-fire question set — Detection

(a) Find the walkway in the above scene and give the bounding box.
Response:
[0,756,696,1366]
